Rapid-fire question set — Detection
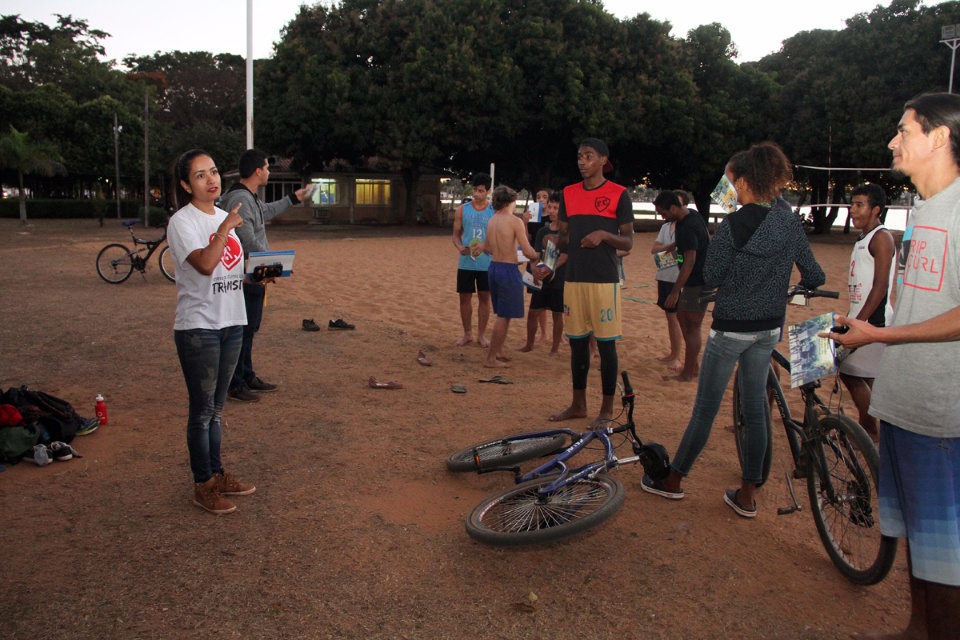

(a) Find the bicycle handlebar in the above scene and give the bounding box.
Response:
[699,286,838,304]
[620,371,633,397]
[787,285,839,299]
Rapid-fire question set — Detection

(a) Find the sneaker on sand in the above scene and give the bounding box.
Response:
[24,444,51,466]
[328,318,356,330]
[49,441,80,461]
[228,384,260,403]
[75,417,100,436]
[216,471,256,496]
[193,477,237,515]
[302,318,320,331]
[246,376,278,393]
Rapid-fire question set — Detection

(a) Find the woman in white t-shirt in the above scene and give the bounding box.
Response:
[167,149,254,515]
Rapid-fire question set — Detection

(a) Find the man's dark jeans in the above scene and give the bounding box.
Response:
[231,282,265,389]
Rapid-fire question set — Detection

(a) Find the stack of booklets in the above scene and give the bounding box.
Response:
[787,312,839,387]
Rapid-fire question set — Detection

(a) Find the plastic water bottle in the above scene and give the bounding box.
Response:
[95,394,108,426]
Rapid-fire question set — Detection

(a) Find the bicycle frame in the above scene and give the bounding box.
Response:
[124,220,167,266]
[488,378,643,496]
[764,350,867,513]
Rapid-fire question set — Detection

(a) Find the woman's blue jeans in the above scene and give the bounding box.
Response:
[671,327,779,484]
[174,326,243,484]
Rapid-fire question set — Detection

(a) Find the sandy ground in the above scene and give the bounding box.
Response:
[0,218,910,639]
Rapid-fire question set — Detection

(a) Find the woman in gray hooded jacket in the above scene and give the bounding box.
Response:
[642,142,826,518]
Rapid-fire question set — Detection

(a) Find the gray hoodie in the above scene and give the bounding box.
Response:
[704,200,825,332]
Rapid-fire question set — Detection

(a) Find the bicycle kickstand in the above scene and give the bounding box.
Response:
[777,470,803,516]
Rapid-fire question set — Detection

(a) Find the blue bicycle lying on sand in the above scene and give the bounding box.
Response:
[447,372,671,547]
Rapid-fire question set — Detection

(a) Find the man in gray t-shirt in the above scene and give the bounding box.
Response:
[830,93,960,640]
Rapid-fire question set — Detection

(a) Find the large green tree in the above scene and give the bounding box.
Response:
[0,125,64,222]
[759,0,960,232]
[0,14,147,198]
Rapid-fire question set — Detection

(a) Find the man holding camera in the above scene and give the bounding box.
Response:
[221,149,309,403]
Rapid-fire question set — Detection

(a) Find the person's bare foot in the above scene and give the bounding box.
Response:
[549,350,559,357]
[656,353,678,362]
[496,354,511,363]
[477,335,491,348]
[549,405,587,421]
[666,359,682,371]
[518,344,534,352]
[538,333,548,343]
[455,334,473,347]
[662,373,696,382]
[483,359,510,368]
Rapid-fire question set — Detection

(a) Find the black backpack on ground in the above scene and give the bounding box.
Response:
[0,386,81,444]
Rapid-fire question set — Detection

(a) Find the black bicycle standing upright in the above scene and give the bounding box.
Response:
[729,285,898,585]
[96,219,175,284]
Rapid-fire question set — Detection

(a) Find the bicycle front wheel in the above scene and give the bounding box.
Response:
[96,243,135,283]
[806,415,897,585]
[466,474,624,546]
[732,365,773,487]
[159,245,176,282]
[446,433,568,472]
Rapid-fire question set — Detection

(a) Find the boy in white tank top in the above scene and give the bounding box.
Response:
[838,184,896,442]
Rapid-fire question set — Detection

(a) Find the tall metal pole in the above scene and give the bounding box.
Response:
[113,113,121,219]
[246,0,254,149]
[940,26,960,93]
[143,87,149,227]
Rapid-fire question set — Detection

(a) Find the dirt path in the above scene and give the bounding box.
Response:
[0,219,908,639]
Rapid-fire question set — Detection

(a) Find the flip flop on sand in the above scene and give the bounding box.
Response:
[368,377,403,390]
[451,384,467,394]
[479,375,513,384]
[417,350,432,366]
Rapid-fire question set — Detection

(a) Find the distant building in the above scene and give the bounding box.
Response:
[223,157,451,225]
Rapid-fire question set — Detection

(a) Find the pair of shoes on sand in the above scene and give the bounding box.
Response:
[641,475,757,518]
[24,442,81,466]
[303,318,356,331]
[228,377,277,403]
[193,471,256,515]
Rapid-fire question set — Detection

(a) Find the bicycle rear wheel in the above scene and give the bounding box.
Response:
[466,474,625,546]
[732,365,774,487]
[446,433,568,472]
[159,245,175,282]
[806,415,897,585]
[96,243,135,283]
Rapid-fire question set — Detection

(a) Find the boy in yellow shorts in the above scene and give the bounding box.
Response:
[549,139,634,428]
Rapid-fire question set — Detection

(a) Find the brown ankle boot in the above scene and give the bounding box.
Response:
[216,471,256,496]
[193,477,237,515]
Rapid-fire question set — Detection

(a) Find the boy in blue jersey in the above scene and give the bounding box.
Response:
[452,173,494,348]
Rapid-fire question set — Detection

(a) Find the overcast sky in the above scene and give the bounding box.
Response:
[6,0,949,64]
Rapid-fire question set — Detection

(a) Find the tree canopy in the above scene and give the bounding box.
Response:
[5,1,960,227]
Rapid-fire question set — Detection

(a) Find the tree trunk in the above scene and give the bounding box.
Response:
[692,191,712,223]
[400,163,421,226]
[18,170,27,224]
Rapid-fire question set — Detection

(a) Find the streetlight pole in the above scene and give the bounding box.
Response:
[143,86,149,227]
[113,113,122,220]
[940,25,960,93]
[246,0,254,149]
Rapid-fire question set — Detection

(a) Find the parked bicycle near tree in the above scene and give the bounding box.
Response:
[96,219,174,284]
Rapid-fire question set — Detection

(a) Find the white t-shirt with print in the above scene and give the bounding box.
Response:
[167,203,247,331]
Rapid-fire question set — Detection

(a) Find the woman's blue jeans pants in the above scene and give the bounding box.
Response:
[174,326,243,484]
[671,327,779,485]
